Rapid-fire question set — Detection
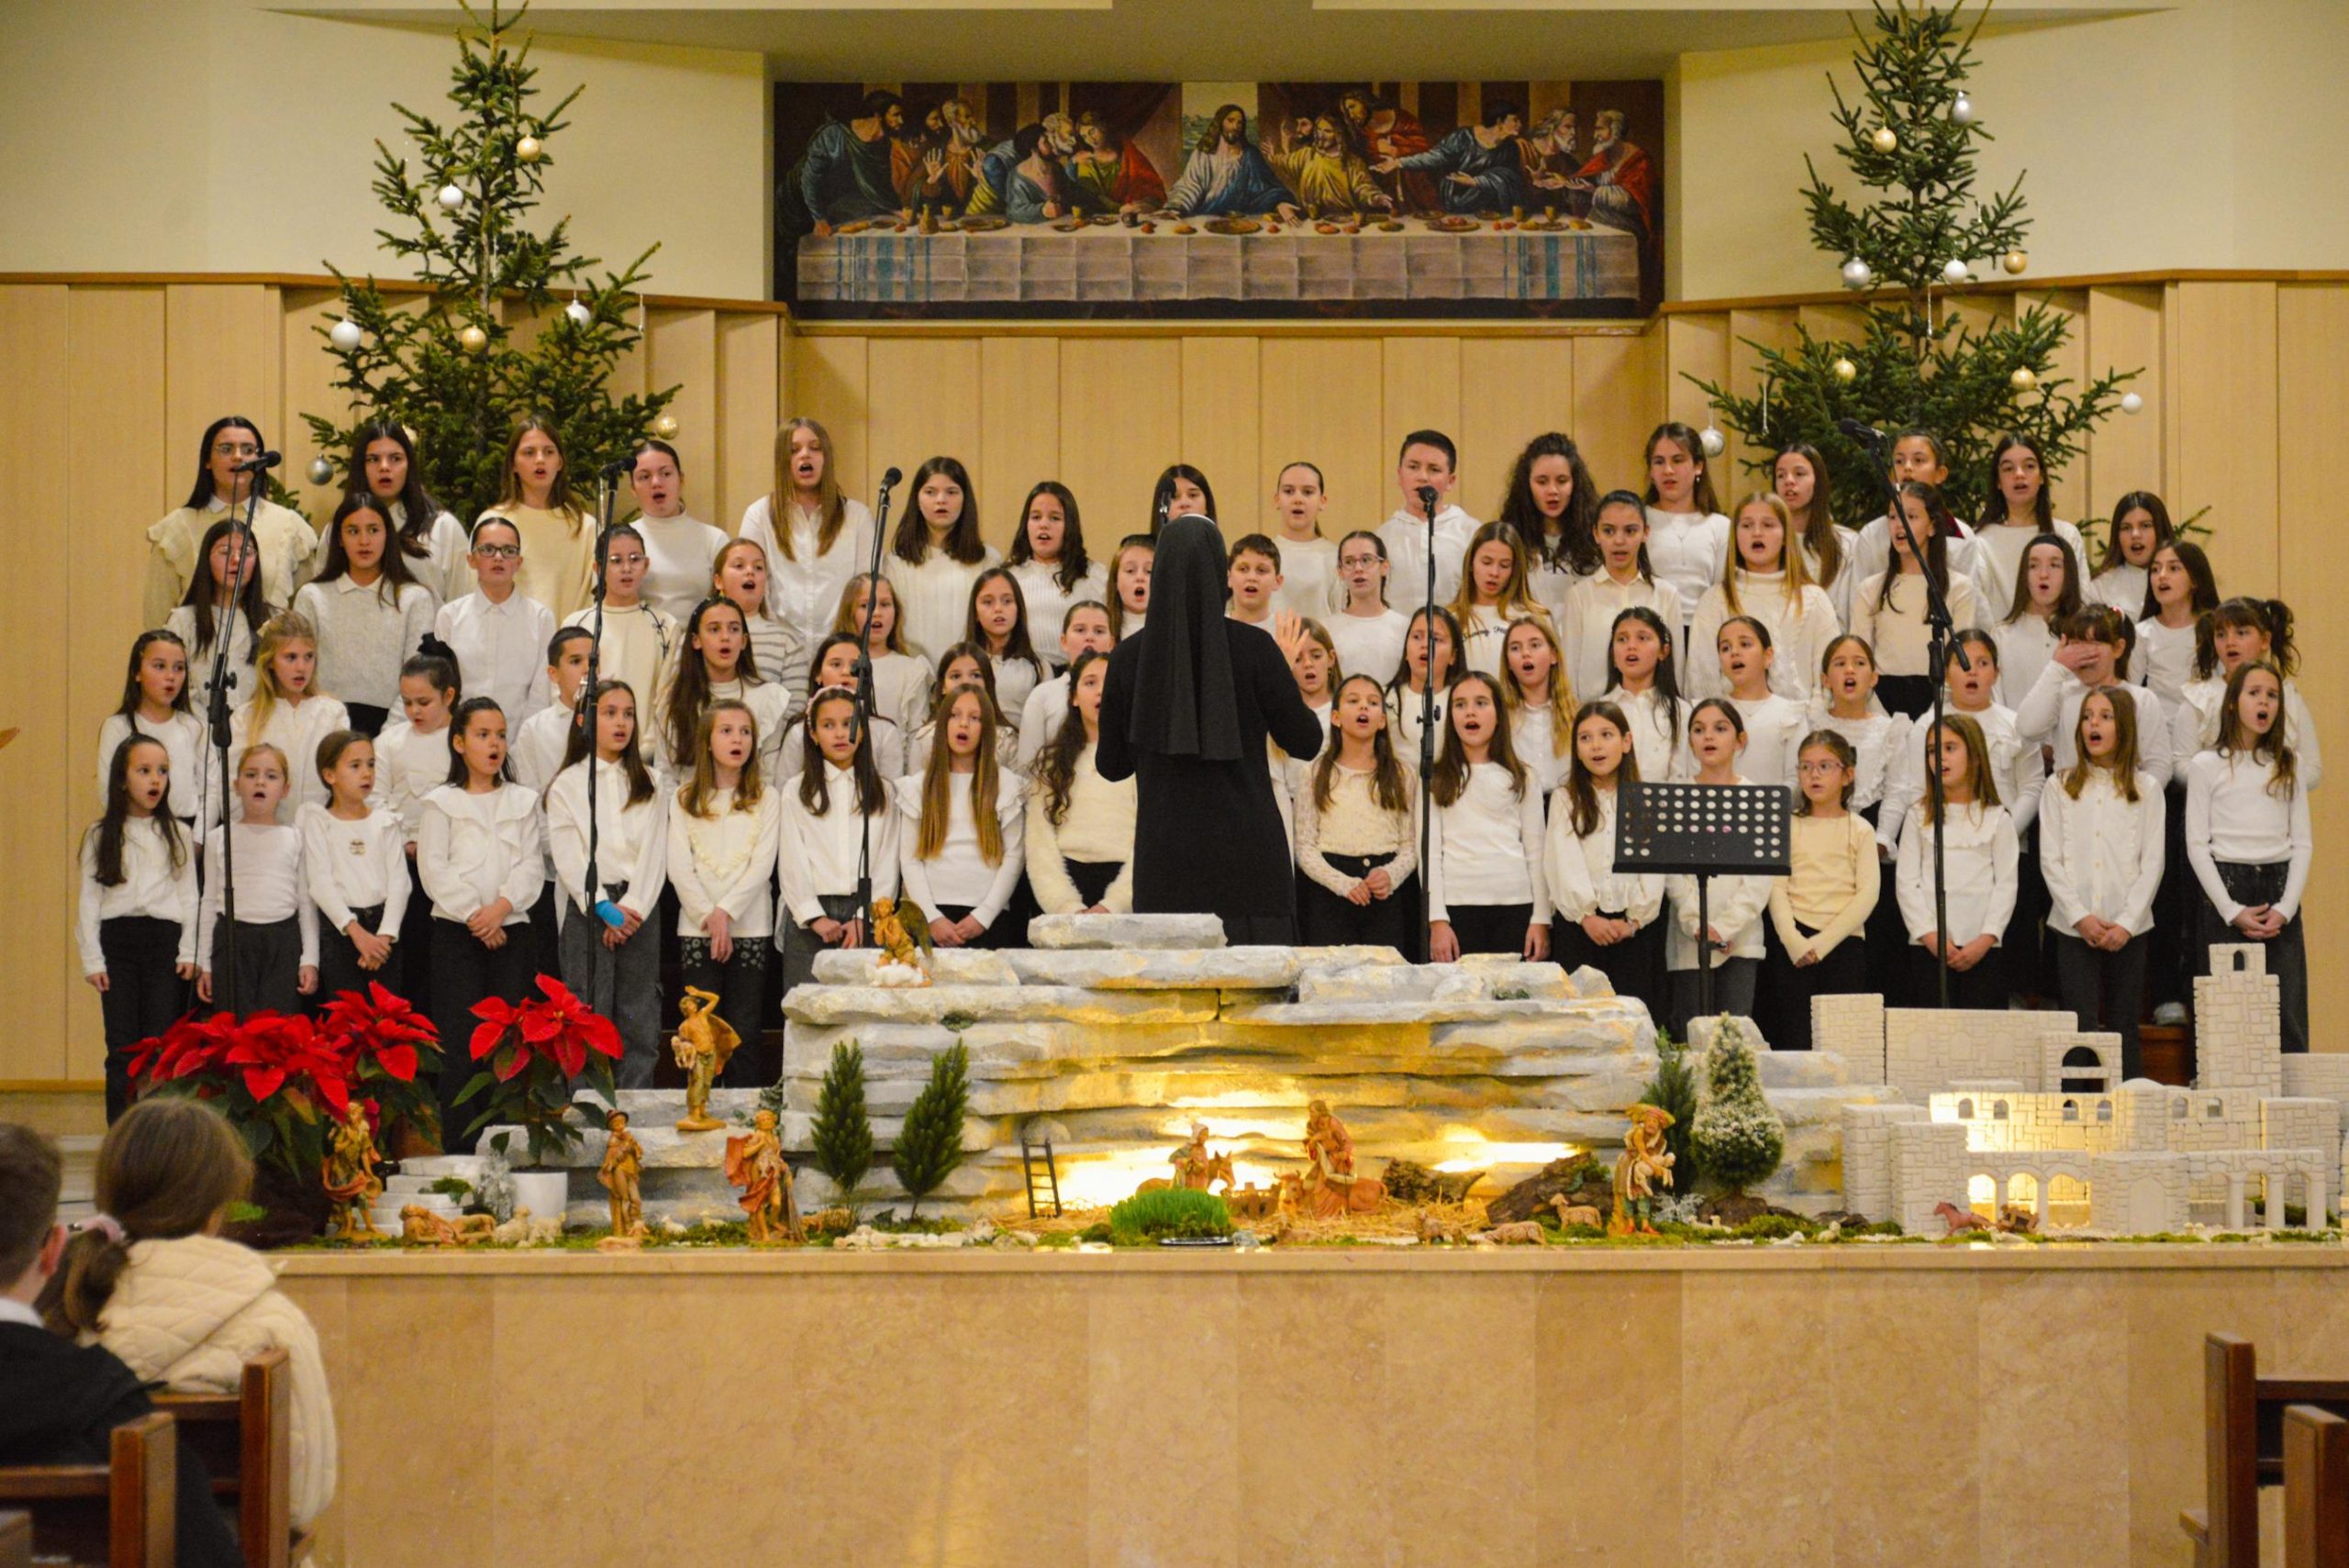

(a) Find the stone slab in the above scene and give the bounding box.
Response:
[1026,912,1226,950]
[1004,946,1305,991]
[784,983,1219,1027]
[811,949,1020,987]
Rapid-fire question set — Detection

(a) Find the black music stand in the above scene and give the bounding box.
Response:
[1615,781,1792,1020]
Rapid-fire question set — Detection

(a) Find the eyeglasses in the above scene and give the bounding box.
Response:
[474,543,521,560]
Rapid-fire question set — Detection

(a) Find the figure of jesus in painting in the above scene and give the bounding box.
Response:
[1165,105,1291,217]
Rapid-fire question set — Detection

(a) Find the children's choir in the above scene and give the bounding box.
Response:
[80,412,2324,1123]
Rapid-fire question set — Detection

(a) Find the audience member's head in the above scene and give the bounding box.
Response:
[0,1121,65,1303]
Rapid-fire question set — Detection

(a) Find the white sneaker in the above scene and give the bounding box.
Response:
[2153,1002,2188,1027]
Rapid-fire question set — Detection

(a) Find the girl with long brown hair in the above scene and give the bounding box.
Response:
[740,417,874,671]
[897,684,1023,949]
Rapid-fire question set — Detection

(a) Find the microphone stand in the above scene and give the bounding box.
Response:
[204,466,265,1018]
[850,469,899,949]
[582,464,623,937]
[1849,431,1967,1008]
[1415,484,1440,965]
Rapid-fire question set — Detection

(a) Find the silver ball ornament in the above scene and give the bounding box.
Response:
[2121,392,2144,416]
[564,300,593,327]
[328,318,362,350]
[306,455,336,487]
[2000,250,2029,275]
[1841,257,1873,290]
[1952,91,1975,125]
[1698,426,1725,459]
[1831,357,1858,384]
[1870,127,1898,154]
[651,414,679,439]
[2009,366,2038,392]
[517,135,543,163]
[437,183,465,211]
[1942,258,1972,284]
[459,324,489,353]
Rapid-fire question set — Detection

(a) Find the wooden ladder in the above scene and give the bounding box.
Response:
[1020,1137,1062,1219]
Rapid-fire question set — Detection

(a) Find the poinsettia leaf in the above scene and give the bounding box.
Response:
[240,1065,287,1102]
[494,1040,532,1083]
[470,1016,512,1062]
[375,1044,418,1082]
[452,1069,497,1106]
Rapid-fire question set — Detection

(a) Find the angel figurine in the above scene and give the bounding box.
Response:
[321,1100,384,1242]
[673,985,740,1132]
[870,895,933,984]
[724,1107,803,1244]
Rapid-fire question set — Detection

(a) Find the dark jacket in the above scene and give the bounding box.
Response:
[0,1319,244,1568]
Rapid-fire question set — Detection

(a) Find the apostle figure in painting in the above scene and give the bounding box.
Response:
[970,115,1082,220]
[791,89,907,236]
[1522,108,1580,189]
[1573,109,1656,239]
[1337,87,1437,210]
[1375,101,1532,215]
[1262,113,1394,218]
[894,101,980,217]
[1068,109,1166,216]
[1164,105,1292,217]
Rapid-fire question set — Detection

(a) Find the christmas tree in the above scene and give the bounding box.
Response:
[1692,0,2137,528]
[302,0,674,522]
[892,1043,970,1218]
[810,1040,875,1209]
[1689,1018,1785,1196]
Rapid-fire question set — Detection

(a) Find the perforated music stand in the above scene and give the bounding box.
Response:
[1615,782,1793,1020]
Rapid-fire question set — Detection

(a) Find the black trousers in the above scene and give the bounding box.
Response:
[933,903,1012,951]
[1764,924,1869,1051]
[1443,901,1534,958]
[2149,783,2192,1009]
[684,929,774,1087]
[2008,822,2053,1001]
[1298,854,1419,951]
[317,904,404,1007]
[344,702,390,738]
[431,917,537,1152]
[2195,860,2309,1053]
[1065,860,1123,909]
[209,916,301,1018]
[2054,929,2149,1080]
[97,916,189,1122]
[1552,912,1665,1018]
[1907,939,2009,1010]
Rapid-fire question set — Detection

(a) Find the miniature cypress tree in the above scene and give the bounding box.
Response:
[1689,0,2135,528]
[1639,1028,1700,1190]
[810,1040,874,1208]
[1690,1018,1785,1195]
[891,1043,969,1217]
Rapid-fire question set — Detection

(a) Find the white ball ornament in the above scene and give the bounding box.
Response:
[1952,91,1975,125]
[517,135,543,163]
[438,183,465,211]
[2001,250,2029,275]
[328,318,362,350]
[564,299,593,327]
[1698,426,1725,459]
[459,324,489,353]
[1942,259,1972,284]
[1831,357,1858,384]
[2121,392,2144,416]
[306,455,336,487]
[2009,366,2037,392]
[1870,127,1898,154]
[1841,257,1873,290]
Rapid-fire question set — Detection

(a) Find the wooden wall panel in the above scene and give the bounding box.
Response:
[1063,338,1182,541]
[1572,330,1663,486]
[1662,313,1727,439]
[2082,285,2165,512]
[163,284,282,469]
[1261,339,1384,534]
[2034,290,2091,523]
[280,287,350,520]
[715,313,779,532]
[2275,284,2349,1032]
[978,337,1061,552]
[0,287,74,1081]
[785,334,870,505]
[646,309,718,523]
[2170,283,2280,594]
[1177,338,1259,528]
[1724,307,1800,498]
[865,338,980,530]
[1379,337,1464,510]
[1458,338,1572,520]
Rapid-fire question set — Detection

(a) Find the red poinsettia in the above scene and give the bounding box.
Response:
[456,976,621,1168]
[315,983,443,1142]
[127,1009,353,1181]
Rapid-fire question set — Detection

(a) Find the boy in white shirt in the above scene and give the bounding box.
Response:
[1376,429,1479,616]
[511,629,593,796]
[1227,535,1282,628]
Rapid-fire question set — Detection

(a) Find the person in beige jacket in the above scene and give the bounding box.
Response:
[41,1097,337,1529]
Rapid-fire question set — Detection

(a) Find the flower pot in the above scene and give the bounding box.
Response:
[226,1161,330,1251]
[509,1171,570,1225]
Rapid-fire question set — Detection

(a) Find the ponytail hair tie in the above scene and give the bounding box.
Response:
[77,1214,125,1245]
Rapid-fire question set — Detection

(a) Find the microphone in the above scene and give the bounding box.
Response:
[1836,417,1887,446]
[1417,484,1439,518]
[600,456,632,479]
[230,450,282,474]
[878,465,904,490]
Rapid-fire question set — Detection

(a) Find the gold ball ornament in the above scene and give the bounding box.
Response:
[2009,366,2038,392]
[1870,127,1898,153]
[517,135,543,163]
[459,324,489,353]
[2000,249,2029,275]
[651,414,679,439]
[1831,357,1858,384]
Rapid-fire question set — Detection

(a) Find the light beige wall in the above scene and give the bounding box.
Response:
[0,0,769,300]
[1670,0,2349,300]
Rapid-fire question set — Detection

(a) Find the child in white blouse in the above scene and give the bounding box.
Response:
[668,698,784,1084]
[2086,489,2172,616]
[1600,605,1690,787]
[1384,606,1460,762]
[1664,700,1771,1038]
[1687,492,1837,703]
[1764,731,1878,1051]
[1106,535,1153,643]
[432,517,553,728]
[167,518,274,724]
[656,596,791,784]
[897,686,1024,950]
[511,628,592,796]
[1543,701,1664,1014]
[78,737,199,1119]
[301,730,408,1004]
[1713,617,1804,790]
[1295,674,1419,951]
[374,653,460,1022]
[196,743,317,1015]
[1497,433,1602,628]
[1896,712,2019,1009]
[1990,534,2083,709]
[1972,433,2088,618]
[1773,444,1861,630]
[1268,462,1341,618]
[2132,540,2216,706]
[1501,618,1575,799]
[833,572,931,732]
[712,539,803,707]
[1426,673,1550,962]
[560,525,679,712]
[1005,482,1110,663]
[228,612,351,825]
[98,631,206,828]
[779,687,899,995]
[417,698,542,1149]
[738,417,872,686]
[547,679,667,1086]
[2039,689,2165,1076]
[1326,530,1410,688]
[1018,602,1115,769]
[965,566,1045,724]
[2186,661,2312,1051]
[1562,493,1683,705]
[294,495,435,737]
[884,456,1000,660]
[1448,523,1552,678]
[2170,598,2321,792]
[1026,652,1136,915]
[1808,634,1913,998]
[1853,481,1977,718]
[1640,422,1731,636]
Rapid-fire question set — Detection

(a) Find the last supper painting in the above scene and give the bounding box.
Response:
[775,78,1664,317]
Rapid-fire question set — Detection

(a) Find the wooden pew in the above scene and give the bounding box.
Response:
[0,1409,175,1567]
[2287,1407,2349,1568]
[153,1348,299,1568]
[2184,1334,2349,1567]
